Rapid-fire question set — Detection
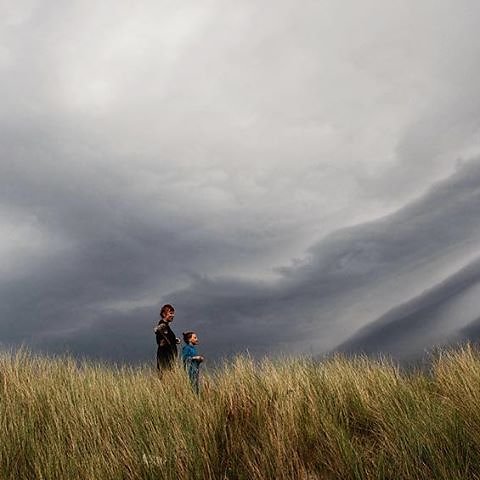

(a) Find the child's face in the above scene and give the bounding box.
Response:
[163,310,175,322]
[189,333,199,345]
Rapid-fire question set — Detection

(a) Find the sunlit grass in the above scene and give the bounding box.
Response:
[1,344,480,479]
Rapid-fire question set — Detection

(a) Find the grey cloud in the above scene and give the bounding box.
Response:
[5,0,479,223]
[3,152,478,362]
[180,159,480,356]
[455,317,480,346]
[336,257,480,360]
[43,158,480,363]
[2,1,480,363]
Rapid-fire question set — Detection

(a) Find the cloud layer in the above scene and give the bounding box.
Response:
[337,257,480,360]
[1,1,480,363]
[20,158,480,363]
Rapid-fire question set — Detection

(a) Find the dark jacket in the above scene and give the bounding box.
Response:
[155,320,178,365]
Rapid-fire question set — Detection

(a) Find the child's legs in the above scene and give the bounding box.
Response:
[189,370,199,394]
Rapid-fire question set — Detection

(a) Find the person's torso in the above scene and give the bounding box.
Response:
[156,321,177,353]
[182,344,200,372]
[182,344,197,359]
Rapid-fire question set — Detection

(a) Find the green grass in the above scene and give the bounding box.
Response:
[2,344,480,479]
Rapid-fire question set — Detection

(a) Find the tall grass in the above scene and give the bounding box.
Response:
[1,345,480,479]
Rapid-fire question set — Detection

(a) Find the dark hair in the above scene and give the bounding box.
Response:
[160,304,175,318]
[183,331,195,343]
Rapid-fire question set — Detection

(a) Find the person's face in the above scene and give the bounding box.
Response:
[190,333,199,345]
[163,310,175,322]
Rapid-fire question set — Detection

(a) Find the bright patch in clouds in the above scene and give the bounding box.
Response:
[0,213,71,278]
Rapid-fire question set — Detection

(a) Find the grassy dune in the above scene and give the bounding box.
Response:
[1,345,480,480]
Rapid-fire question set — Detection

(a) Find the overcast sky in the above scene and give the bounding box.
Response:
[1,0,480,364]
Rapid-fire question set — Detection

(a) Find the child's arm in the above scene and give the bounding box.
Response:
[182,346,203,364]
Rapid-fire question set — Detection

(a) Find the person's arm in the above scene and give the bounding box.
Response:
[182,346,203,362]
[154,323,170,346]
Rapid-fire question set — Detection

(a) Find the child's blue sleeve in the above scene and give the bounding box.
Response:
[182,345,195,362]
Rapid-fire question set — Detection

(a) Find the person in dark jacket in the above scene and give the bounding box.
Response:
[154,304,180,372]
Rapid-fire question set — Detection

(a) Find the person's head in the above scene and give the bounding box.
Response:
[183,331,198,345]
[160,304,175,322]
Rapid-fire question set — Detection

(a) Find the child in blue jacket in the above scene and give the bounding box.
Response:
[181,331,204,394]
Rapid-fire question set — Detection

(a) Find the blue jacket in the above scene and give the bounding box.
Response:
[182,344,200,377]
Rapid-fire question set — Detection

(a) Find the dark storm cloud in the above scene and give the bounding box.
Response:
[0,127,254,347]
[3,152,480,364]
[455,317,480,346]
[1,148,480,360]
[2,1,480,363]
[336,257,480,360]
[177,159,480,359]
[43,159,480,363]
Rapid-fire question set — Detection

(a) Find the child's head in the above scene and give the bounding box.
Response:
[183,331,198,345]
[160,304,175,321]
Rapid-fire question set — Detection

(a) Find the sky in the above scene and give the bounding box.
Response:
[1,0,480,364]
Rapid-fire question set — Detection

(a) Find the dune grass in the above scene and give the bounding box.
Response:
[1,345,480,479]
